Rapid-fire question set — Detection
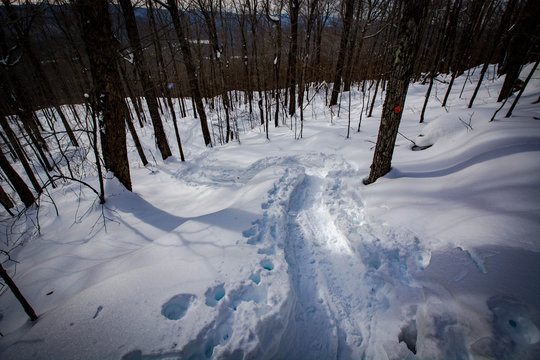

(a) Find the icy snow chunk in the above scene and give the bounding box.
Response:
[161,294,196,320]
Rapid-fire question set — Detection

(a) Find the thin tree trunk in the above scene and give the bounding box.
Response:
[0,184,15,216]
[506,58,539,117]
[167,95,186,161]
[468,0,518,108]
[164,0,212,146]
[442,72,455,107]
[198,0,232,142]
[266,2,283,128]
[329,0,356,106]
[0,263,38,321]
[120,0,172,160]
[0,116,42,194]
[420,75,434,123]
[0,148,35,207]
[123,102,149,166]
[87,102,106,204]
[497,0,538,102]
[287,0,299,116]
[54,105,79,147]
[368,78,380,117]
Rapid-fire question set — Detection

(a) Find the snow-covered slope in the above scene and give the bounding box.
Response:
[0,65,539,359]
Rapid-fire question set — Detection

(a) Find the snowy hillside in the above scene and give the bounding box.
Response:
[0,65,539,359]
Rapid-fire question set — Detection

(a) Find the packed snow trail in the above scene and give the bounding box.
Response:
[248,155,429,359]
[276,173,342,359]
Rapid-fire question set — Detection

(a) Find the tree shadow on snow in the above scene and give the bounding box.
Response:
[388,142,540,179]
[106,190,257,241]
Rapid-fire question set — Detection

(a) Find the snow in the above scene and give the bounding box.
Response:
[1,65,540,359]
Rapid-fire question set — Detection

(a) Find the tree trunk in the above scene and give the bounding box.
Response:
[420,75,434,123]
[329,0,356,107]
[287,0,299,116]
[0,115,42,194]
[497,0,539,102]
[0,184,15,216]
[0,262,38,321]
[266,1,283,128]
[120,0,172,160]
[368,78,380,117]
[366,0,427,185]
[505,58,539,117]
[440,0,462,107]
[343,0,364,92]
[0,148,35,207]
[75,0,132,191]
[123,102,149,166]
[468,0,518,108]
[198,0,233,142]
[166,0,212,146]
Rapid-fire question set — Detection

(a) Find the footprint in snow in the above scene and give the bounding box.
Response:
[260,258,274,271]
[250,271,261,285]
[205,284,226,307]
[487,296,540,345]
[161,294,196,320]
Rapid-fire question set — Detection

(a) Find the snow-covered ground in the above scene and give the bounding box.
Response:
[1,64,539,359]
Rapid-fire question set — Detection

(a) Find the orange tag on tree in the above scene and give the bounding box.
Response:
[394,105,402,114]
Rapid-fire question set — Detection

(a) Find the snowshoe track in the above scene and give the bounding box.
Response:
[265,155,429,359]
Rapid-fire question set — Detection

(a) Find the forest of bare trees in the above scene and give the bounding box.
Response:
[0,0,538,211]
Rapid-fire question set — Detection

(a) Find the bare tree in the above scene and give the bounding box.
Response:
[0,147,35,207]
[0,183,15,216]
[0,262,38,321]
[287,0,300,116]
[119,0,172,160]
[2,0,79,149]
[159,0,212,146]
[365,0,427,185]
[468,0,518,108]
[196,0,234,142]
[329,0,356,107]
[266,0,285,127]
[74,0,132,191]
[497,0,539,102]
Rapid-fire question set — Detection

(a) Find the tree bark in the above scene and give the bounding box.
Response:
[366,0,427,185]
[75,0,132,191]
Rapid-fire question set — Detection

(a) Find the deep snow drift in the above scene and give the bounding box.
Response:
[0,65,539,359]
